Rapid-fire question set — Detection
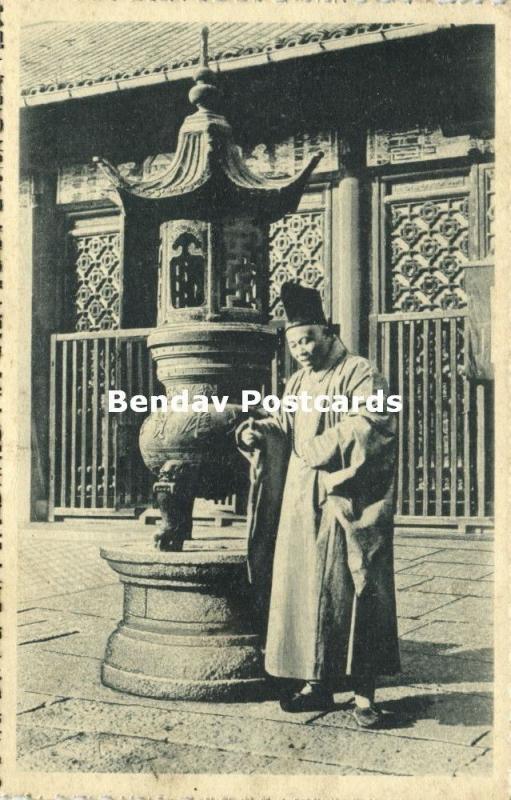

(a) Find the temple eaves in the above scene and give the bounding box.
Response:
[20,23,446,107]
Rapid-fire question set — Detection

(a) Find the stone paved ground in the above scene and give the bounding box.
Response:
[16,521,493,776]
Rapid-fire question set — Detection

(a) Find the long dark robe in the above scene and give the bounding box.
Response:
[237,339,400,682]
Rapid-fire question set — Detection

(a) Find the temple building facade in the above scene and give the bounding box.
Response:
[20,22,495,533]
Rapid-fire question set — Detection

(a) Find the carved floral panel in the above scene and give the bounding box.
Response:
[269,210,325,319]
[367,126,494,167]
[73,231,121,331]
[389,195,469,312]
[244,130,340,179]
[56,131,339,207]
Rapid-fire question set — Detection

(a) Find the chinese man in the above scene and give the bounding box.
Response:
[237,281,400,727]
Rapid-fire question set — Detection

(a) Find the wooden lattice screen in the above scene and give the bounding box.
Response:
[67,212,124,332]
[268,184,332,320]
[49,330,156,517]
[371,311,493,526]
[370,165,494,530]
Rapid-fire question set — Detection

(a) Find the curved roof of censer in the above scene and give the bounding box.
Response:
[20,21,434,106]
[93,29,323,223]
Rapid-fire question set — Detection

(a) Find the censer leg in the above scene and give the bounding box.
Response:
[153,482,194,552]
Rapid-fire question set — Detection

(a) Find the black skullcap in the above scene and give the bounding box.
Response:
[280,281,328,330]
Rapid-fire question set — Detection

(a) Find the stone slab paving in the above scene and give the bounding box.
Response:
[18,542,115,603]
[36,617,120,660]
[398,538,492,551]
[311,685,492,747]
[17,691,59,715]
[401,621,492,661]
[413,576,494,598]
[396,561,493,580]
[393,544,447,560]
[31,582,124,620]
[417,595,492,623]
[17,696,488,775]
[394,574,431,590]
[414,548,493,566]
[18,731,276,774]
[395,590,460,619]
[16,523,493,776]
[17,647,325,725]
[394,646,493,685]
[452,748,493,776]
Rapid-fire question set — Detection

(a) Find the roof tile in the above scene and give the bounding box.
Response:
[21,21,412,99]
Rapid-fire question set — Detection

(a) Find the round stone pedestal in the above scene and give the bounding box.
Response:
[99,543,266,701]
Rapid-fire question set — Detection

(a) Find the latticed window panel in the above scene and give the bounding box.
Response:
[269,210,325,319]
[389,195,469,312]
[73,232,121,331]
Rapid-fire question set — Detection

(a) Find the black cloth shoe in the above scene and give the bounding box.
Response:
[352,704,382,729]
[280,687,334,713]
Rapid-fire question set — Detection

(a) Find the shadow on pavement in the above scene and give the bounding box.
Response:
[377,689,492,730]
[380,639,493,687]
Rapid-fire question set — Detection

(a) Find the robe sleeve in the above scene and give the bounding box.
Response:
[300,359,396,501]
[234,379,297,632]
[299,358,397,599]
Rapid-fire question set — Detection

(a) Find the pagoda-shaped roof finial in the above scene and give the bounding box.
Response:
[200,26,209,67]
[93,26,323,223]
[189,26,220,112]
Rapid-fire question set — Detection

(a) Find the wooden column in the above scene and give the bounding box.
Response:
[336,172,361,354]
[18,176,36,524]
[30,170,63,520]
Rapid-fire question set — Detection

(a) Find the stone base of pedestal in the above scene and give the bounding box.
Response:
[99,543,267,701]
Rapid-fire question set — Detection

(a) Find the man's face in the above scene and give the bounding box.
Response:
[286,325,333,371]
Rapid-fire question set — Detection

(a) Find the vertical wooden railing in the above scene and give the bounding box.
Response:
[49,328,269,520]
[50,318,492,527]
[49,329,157,519]
[370,310,493,528]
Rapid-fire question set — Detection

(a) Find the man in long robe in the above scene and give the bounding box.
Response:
[237,282,400,727]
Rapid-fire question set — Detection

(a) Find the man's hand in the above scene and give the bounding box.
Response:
[239,419,264,450]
